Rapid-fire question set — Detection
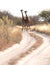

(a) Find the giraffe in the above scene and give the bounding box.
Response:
[24,11,31,30]
[20,9,25,30]
[20,10,31,30]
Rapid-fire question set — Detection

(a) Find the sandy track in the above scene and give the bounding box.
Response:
[17,31,50,65]
[7,31,43,65]
[0,30,50,65]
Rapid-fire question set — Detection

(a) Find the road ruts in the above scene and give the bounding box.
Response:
[9,32,43,65]
[17,32,50,65]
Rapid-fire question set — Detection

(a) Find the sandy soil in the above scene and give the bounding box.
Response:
[0,30,50,65]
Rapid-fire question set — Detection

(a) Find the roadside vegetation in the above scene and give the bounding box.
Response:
[0,10,50,50]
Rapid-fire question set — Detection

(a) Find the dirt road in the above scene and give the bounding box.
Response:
[0,30,50,65]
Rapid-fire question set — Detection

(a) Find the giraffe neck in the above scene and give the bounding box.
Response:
[25,13,28,21]
[21,12,24,20]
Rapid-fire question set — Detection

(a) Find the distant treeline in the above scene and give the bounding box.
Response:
[0,10,50,26]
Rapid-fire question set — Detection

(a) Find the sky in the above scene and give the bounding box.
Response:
[0,0,50,17]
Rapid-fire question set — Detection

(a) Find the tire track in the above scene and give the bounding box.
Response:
[17,32,50,65]
[9,32,43,65]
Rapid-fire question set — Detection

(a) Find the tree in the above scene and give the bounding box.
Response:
[39,10,50,22]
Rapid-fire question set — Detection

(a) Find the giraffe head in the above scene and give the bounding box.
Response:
[20,9,23,13]
[24,11,27,14]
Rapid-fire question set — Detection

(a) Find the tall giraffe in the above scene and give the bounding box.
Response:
[20,10,24,22]
[20,10,25,30]
[25,11,29,24]
[24,11,30,29]
[20,10,31,30]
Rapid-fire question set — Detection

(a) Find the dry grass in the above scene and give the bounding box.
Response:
[30,23,50,34]
[0,15,23,51]
[0,15,50,51]
[0,26,22,51]
[13,23,50,34]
